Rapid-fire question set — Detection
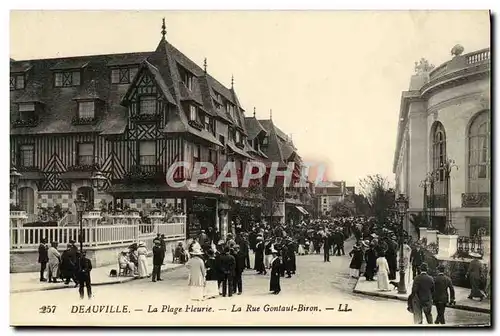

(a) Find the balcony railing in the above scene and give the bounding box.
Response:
[428,48,490,81]
[461,192,490,208]
[426,194,448,208]
[130,113,161,123]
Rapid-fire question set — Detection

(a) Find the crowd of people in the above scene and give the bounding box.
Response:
[37,239,93,299]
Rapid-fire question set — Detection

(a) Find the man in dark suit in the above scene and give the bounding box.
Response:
[232,245,245,295]
[152,240,163,282]
[323,231,331,262]
[410,263,435,324]
[433,264,455,324]
[219,247,236,297]
[76,251,93,300]
[38,238,49,282]
[410,244,425,279]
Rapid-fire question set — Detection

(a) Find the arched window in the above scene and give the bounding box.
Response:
[468,111,490,193]
[432,122,446,194]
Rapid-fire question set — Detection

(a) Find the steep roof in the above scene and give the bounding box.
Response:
[10,36,250,145]
[244,116,267,140]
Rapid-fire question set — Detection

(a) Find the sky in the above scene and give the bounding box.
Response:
[9,10,490,189]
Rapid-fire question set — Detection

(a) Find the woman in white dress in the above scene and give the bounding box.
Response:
[376,251,391,291]
[185,246,206,301]
[136,241,149,278]
[402,241,412,287]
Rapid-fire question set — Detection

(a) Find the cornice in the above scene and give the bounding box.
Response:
[426,91,487,115]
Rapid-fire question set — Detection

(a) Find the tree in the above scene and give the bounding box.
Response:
[330,201,352,217]
[352,193,371,216]
[359,174,395,224]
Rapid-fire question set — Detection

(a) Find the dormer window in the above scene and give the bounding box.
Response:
[111,67,138,84]
[204,115,210,131]
[78,101,95,119]
[139,96,156,115]
[54,71,81,87]
[262,136,269,146]
[178,65,194,91]
[10,74,25,90]
[235,131,241,144]
[253,139,260,151]
[189,105,197,121]
[19,103,35,120]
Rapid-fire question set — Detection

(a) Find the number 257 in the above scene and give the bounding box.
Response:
[39,305,56,314]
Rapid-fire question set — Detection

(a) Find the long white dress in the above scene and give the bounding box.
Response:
[137,246,149,278]
[376,257,391,291]
[402,244,412,287]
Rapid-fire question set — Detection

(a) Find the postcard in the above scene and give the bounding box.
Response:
[9,10,491,327]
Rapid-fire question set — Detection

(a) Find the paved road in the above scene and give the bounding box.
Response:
[11,239,491,326]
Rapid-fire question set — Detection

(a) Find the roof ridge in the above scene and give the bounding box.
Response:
[11,51,153,63]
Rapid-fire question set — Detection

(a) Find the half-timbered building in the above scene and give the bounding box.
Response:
[10,21,308,236]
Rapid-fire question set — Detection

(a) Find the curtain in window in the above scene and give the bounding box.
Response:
[78,143,94,165]
[78,102,95,119]
[468,111,490,193]
[139,141,156,165]
[140,96,156,115]
[432,122,446,194]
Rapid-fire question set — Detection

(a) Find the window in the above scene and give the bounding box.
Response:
[204,115,210,131]
[468,111,490,193]
[54,71,81,87]
[323,198,327,204]
[179,66,194,90]
[235,131,241,143]
[10,74,25,90]
[77,143,94,166]
[193,145,200,162]
[262,136,269,146]
[139,141,156,166]
[139,96,156,115]
[189,105,197,121]
[19,145,34,167]
[18,103,35,120]
[208,149,216,164]
[78,101,95,119]
[253,139,259,151]
[219,135,226,146]
[432,122,446,194]
[111,67,138,84]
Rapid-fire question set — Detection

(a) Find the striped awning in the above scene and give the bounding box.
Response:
[295,206,309,215]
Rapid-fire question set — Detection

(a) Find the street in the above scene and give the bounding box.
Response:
[10,239,490,326]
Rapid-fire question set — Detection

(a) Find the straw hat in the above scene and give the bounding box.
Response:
[191,246,204,256]
[138,241,145,247]
[469,252,482,258]
[361,240,369,247]
[121,250,129,254]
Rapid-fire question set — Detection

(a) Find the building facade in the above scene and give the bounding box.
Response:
[314,181,353,216]
[9,22,310,237]
[393,45,490,237]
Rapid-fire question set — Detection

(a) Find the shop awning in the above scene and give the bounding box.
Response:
[295,206,309,215]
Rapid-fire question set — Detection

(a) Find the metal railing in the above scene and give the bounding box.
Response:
[457,235,483,255]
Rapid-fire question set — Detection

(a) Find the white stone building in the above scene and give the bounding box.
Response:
[393,45,490,237]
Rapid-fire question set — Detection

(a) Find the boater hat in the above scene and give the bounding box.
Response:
[469,252,482,258]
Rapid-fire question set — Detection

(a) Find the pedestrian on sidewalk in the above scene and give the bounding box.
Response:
[410,263,434,325]
[160,234,167,264]
[185,246,206,301]
[433,264,455,324]
[219,246,236,297]
[204,249,220,299]
[269,248,281,295]
[137,241,149,279]
[232,245,245,295]
[410,244,425,280]
[376,251,391,291]
[60,242,78,286]
[151,240,163,282]
[76,251,92,300]
[467,252,486,301]
[254,236,266,275]
[364,242,377,281]
[38,238,49,282]
[348,243,363,278]
[47,241,61,283]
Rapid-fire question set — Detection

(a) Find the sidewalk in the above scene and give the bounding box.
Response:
[353,275,490,314]
[10,256,184,294]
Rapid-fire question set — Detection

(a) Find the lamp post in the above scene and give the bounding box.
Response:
[74,193,88,253]
[10,166,22,207]
[419,178,428,228]
[440,159,458,234]
[396,193,409,294]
